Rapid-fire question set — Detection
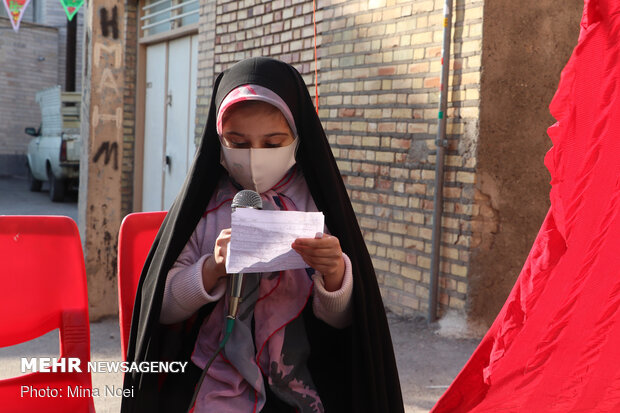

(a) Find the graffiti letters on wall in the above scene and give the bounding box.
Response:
[91,4,123,172]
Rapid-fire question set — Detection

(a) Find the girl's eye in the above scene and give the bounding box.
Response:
[224,137,250,148]
[264,142,282,148]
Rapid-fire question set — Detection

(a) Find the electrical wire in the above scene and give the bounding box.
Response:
[186,317,235,411]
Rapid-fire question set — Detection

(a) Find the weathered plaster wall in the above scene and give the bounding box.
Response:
[79,0,129,320]
[469,0,582,326]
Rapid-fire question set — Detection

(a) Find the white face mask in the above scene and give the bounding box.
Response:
[220,139,298,193]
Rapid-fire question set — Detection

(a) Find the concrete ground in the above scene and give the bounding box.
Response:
[0,174,79,220]
[0,174,482,412]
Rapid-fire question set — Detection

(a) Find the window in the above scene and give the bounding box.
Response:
[140,0,198,38]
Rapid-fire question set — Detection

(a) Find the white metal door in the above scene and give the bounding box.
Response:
[187,35,198,171]
[163,35,195,209]
[142,35,198,211]
[142,42,167,212]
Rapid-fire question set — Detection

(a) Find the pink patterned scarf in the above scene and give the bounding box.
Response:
[191,167,324,413]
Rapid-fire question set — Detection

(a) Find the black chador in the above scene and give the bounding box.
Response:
[121,57,405,413]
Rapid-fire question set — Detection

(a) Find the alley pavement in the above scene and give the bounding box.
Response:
[0,174,481,412]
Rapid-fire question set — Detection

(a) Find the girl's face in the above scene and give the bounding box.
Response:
[221,102,295,149]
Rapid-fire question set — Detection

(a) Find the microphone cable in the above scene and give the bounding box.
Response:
[202,314,235,373]
[186,310,236,411]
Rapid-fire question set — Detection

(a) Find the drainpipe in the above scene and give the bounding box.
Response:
[65,15,77,92]
[428,0,454,323]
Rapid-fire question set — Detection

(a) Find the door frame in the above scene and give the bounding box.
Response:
[133,20,198,212]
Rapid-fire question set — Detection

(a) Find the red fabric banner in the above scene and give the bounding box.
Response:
[432,1,620,411]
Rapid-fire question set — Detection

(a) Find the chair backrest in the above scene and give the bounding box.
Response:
[0,215,94,413]
[117,211,166,360]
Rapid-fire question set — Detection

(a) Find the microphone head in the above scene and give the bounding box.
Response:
[232,189,263,210]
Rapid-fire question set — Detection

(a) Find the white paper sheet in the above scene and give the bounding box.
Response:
[225,208,325,273]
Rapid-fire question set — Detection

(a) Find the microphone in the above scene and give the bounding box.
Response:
[228,189,263,319]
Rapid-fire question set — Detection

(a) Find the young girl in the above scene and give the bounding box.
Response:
[122,57,404,413]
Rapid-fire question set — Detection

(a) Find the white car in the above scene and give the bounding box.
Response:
[25,127,80,202]
[25,86,81,202]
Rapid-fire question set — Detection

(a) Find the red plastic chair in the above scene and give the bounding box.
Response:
[0,216,95,413]
[117,211,166,361]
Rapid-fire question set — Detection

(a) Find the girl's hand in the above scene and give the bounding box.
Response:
[292,234,345,292]
[202,228,231,292]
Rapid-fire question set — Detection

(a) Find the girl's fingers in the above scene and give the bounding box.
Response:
[216,229,232,246]
[294,243,339,252]
[296,253,340,272]
[214,228,232,266]
[292,235,344,279]
[293,234,339,246]
[294,252,340,266]
[292,236,341,256]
